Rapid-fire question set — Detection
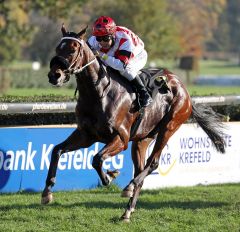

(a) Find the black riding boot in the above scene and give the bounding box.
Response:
[131,75,153,107]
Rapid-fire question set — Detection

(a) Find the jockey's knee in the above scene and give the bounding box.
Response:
[120,67,137,81]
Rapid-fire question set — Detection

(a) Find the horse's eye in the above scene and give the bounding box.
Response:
[73,42,78,47]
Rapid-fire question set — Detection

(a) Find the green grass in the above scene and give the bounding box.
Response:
[0,184,239,231]
[187,85,240,96]
[199,60,240,75]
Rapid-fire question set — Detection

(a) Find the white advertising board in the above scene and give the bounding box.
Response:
[143,122,240,189]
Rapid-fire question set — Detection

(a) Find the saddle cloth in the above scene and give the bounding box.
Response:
[139,68,170,99]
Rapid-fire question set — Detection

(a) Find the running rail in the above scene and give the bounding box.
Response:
[0,95,240,114]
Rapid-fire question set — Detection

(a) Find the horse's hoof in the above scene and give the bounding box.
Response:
[104,170,120,186]
[121,190,133,198]
[107,170,120,179]
[41,192,53,205]
[121,208,134,222]
[122,218,130,223]
[120,214,130,223]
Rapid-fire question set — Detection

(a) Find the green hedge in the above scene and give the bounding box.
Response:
[1,68,76,89]
[0,95,74,103]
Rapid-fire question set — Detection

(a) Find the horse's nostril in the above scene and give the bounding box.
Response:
[55,69,64,78]
[48,70,62,80]
[55,72,61,79]
[48,72,57,84]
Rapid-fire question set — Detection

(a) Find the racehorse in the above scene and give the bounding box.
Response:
[41,24,226,222]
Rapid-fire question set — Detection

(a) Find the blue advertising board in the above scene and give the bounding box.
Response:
[0,127,133,193]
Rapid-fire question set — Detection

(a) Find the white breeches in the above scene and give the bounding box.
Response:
[120,49,147,81]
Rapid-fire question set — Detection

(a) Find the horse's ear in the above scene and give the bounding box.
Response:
[61,23,67,36]
[77,25,88,38]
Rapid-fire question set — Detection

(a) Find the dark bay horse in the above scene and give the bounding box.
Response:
[42,25,226,221]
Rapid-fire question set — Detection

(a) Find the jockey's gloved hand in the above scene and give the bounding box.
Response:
[98,51,108,61]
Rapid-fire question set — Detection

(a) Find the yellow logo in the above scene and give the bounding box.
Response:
[157,158,177,176]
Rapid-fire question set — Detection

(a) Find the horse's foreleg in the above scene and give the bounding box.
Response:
[92,135,125,186]
[121,138,153,221]
[41,129,93,204]
[41,144,64,204]
[122,138,153,198]
[121,182,143,222]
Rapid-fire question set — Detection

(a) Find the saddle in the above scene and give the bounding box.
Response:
[103,65,170,99]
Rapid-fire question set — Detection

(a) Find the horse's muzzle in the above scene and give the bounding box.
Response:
[48,69,66,87]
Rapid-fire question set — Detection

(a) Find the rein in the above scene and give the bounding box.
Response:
[65,57,97,75]
[58,36,110,99]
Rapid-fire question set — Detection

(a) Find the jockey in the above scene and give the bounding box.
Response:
[88,16,153,108]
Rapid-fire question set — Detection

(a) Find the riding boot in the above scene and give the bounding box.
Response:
[131,75,153,107]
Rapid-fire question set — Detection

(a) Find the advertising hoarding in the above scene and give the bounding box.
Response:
[143,122,240,189]
[0,127,133,192]
[0,122,240,192]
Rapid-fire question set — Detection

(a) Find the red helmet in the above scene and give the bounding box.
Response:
[92,16,116,36]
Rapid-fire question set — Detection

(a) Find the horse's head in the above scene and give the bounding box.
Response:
[48,24,88,86]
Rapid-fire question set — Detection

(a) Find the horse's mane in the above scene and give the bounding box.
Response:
[92,54,133,93]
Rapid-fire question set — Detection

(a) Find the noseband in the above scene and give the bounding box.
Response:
[50,37,96,75]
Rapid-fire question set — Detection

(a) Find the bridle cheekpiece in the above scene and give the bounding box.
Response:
[61,37,96,75]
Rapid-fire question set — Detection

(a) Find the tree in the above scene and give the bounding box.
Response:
[169,0,226,57]
[225,0,240,52]
[0,0,33,64]
[27,15,61,66]
[83,0,180,60]
[205,0,240,64]
[0,0,86,65]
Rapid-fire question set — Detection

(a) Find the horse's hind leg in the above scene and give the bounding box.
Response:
[121,96,192,221]
[41,129,93,204]
[133,111,190,187]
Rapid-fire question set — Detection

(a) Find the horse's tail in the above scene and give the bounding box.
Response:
[191,103,226,153]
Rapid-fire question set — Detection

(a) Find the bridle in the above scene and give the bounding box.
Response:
[51,36,97,76]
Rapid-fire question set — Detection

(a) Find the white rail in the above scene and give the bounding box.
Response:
[0,95,240,114]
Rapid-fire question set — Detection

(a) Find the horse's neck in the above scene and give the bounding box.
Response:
[76,51,110,102]
[76,46,133,106]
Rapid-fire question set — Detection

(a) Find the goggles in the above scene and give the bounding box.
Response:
[96,35,112,42]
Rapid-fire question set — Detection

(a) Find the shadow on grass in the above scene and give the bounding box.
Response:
[0,199,228,212]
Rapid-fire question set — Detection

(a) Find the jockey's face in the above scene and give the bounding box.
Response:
[96,35,113,49]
